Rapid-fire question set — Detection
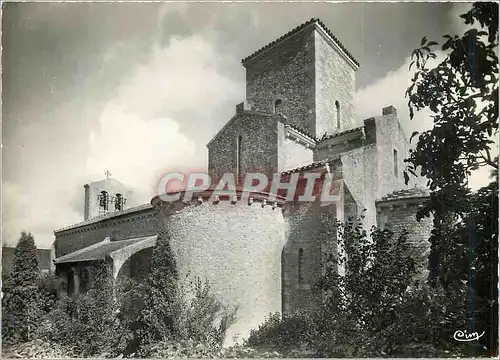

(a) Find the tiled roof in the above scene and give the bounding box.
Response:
[317,126,364,143]
[378,188,431,202]
[242,18,359,67]
[281,159,332,175]
[55,203,153,233]
[54,235,157,264]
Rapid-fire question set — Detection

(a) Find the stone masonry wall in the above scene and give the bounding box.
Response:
[282,201,338,314]
[315,31,356,137]
[244,28,316,134]
[373,109,414,199]
[207,112,280,183]
[312,107,418,232]
[337,145,378,232]
[155,199,285,345]
[377,201,433,278]
[54,206,158,257]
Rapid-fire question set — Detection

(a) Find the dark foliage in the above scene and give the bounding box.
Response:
[405,3,498,220]
[117,228,236,357]
[247,312,316,355]
[134,227,181,355]
[247,222,430,357]
[37,260,126,357]
[404,3,498,355]
[2,232,42,344]
[426,180,498,354]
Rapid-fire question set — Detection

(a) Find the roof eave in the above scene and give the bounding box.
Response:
[241,18,359,70]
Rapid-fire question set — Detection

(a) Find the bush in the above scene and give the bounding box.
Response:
[148,341,283,358]
[38,261,127,357]
[116,229,236,357]
[245,222,429,357]
[136,228,180,355]
[2,339,79,359]
[148,339,219,358]
[133,275,237,357]
[177,277,237,348]
[32,231,236,358]
[37,272,58,313]
[247,312,316,355]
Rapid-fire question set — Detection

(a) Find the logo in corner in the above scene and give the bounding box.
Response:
[453,329,485,342]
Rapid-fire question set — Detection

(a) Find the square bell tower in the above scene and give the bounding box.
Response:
[242,18,359,139]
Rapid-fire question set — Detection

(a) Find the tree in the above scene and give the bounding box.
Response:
[405,2,498,220]
[117,229,237,357]
[405,3,498,355]
[40,260,127,357]
[317,223,422,356]
[248,222,423,357]
[135,227,181,355]
[428,178,498,354]
[2,232,42,343]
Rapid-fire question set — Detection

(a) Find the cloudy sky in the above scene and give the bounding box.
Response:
[2,1,492,248]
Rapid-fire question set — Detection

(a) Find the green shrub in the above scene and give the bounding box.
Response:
[148,341,283,359]
[148,339,219,358]
[37,272,58,313]
[245,222,428,357]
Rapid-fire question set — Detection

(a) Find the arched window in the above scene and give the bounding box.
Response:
[393,149,398,178]
[115,193,124,211]
[274,99,283,114]
[298,248,304,285]
[236,135,242,184]
[335,100,341,128]
[99,191,108,210]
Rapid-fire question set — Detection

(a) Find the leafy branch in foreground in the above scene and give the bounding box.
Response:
[404,2,498,221]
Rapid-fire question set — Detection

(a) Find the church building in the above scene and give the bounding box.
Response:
[53,18,432,341]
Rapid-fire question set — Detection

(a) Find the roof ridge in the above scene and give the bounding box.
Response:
[54,203,153,233]
[281,159,333,175]
[241,18,359,67]
[283,122,318,142]
[54,235,157,264]
[377,187,431,202]
[317,126,364,142]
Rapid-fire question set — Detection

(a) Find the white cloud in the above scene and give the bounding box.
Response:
[356,55,439,138]
[85,107,195,202]
[449,2,475,35]
[86,35,240,200]
[3,35,240,248]
[116,36,237,116]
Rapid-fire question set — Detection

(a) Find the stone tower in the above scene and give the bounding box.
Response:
[83,178,135,220]
[207,18,359,183]
[242,18,359,138]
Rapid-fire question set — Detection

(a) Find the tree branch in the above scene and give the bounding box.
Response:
[481,148,499,169]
